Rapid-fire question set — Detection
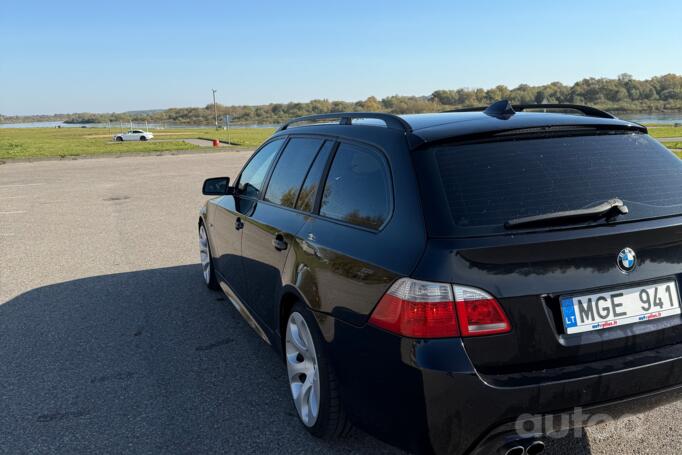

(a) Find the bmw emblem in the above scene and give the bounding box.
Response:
[617,247,637,273]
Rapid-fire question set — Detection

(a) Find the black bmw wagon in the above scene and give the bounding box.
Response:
[198,101,682,455]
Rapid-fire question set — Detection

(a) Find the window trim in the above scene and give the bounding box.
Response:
[309,140,339,214]
[294,140,338,211]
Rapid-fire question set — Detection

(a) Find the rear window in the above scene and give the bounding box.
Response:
[423,133,682,236]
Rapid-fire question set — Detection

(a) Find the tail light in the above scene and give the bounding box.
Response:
[368,278,459,338]
[369,278,511,338]
[453,285,511,336]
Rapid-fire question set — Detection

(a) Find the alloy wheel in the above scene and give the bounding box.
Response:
[285,311,321,427]
[199,225,211,284]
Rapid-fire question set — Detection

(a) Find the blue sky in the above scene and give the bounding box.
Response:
[1,0,681,115]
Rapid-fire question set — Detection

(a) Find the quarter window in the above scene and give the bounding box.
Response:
[320,143,390,230]
[265,138,323,208]
[238,139,283,199]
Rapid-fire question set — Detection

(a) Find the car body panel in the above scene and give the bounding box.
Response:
[205,196,248,301]
[411,218,682,375]
[291,216,404,325]
[240,200,308,328]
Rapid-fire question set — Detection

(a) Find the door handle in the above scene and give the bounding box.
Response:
[272,234,288,251]
[235,217,244,231]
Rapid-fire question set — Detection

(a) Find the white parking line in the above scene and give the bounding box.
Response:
[0,233,14,236]
[0,183,44,189]
[0,195,27,200]
[0,211,26,215]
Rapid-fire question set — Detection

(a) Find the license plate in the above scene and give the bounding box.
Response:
[560,280,681,334]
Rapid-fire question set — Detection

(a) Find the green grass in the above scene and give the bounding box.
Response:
[1,123,680,160]
[0,127,274,160]
[646,126,682,138]
[198,128,275,147]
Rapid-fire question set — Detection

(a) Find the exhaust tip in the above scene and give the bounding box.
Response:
[526,440,545,455]
[504,446,525,455]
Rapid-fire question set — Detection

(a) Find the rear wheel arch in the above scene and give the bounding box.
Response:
[278,286,338,358]
[278,287,309,347]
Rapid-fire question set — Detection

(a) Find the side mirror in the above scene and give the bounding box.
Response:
[202,177,232,195]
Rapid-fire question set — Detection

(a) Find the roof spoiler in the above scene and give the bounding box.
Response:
[447,100,617,120]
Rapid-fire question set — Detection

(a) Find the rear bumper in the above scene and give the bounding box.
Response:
[324,318,682,455]
[470,381,682,455]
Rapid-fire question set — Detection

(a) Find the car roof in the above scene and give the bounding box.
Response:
[400,111,644,143]
[276,102,646,149]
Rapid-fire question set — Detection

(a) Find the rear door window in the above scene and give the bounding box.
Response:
[320,142,391,230]
[425,133,682,235]
[264,138,323,208]
[238,138,283,199]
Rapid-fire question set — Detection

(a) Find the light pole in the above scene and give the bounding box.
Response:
[212,89,218,130]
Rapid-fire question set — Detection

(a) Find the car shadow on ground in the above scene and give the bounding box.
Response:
[0,264,592,454]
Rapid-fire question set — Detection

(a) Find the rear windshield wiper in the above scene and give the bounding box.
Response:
[505,198,629,229]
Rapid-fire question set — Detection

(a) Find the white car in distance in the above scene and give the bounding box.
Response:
[113,130,154,141]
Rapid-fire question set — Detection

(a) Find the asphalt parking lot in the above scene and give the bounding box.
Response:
[1,151,680,454]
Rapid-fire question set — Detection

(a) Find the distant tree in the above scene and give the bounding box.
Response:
[661,89,681,101]
[534,91,548,104]
[486,85,511,102]
[361,96,382,111]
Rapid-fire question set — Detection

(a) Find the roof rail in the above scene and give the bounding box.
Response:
[277,112,413,133]
[447,101,616,119]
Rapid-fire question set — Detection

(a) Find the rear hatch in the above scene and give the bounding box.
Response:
[412,130,682,375]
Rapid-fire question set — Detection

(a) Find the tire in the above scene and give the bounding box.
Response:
[285,302,351,439]
[116,136,123,142]
[198,223,219,290]
[139,135,148,141]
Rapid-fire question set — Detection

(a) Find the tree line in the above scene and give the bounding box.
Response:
[3,74,682,125]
